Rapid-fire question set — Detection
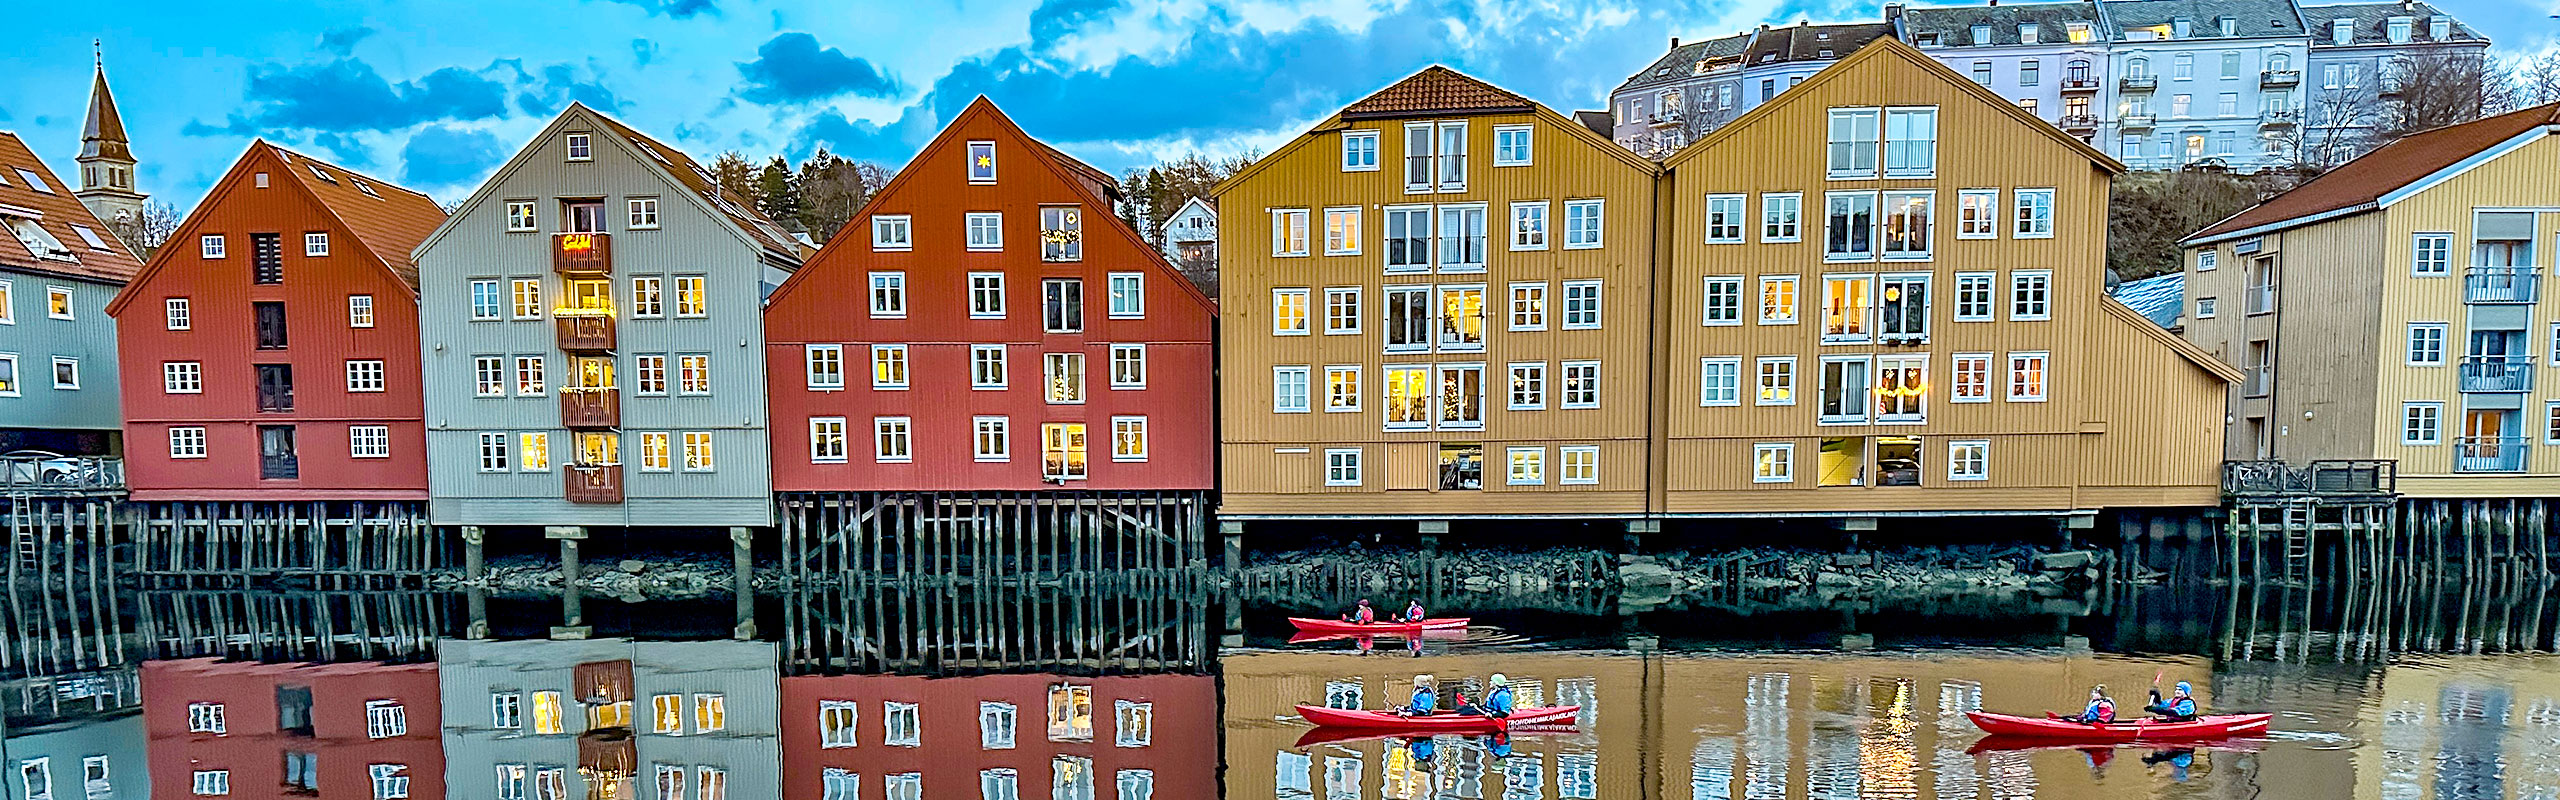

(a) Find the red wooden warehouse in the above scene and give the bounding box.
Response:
[764,98,1215,559]
[143,657,444,799]
[108,142,443,504]
[778,673,1216,800]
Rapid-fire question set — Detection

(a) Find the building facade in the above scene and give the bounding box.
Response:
[108,143,442,501]
[436,638,781,800]
[2298,0,2492,163]
[1608,23,1898,158]
[141,658,443,800]
[1659,39,2235,518]
[1216,67,1663,525]
[413,104,805,532]
[1894,2,2112,142]
[780,673,1214,800]
[2093,0,2311,172]
[1,713,146,800]
[0,131,141,455]
[2183,103,2560,497]
[1161,196,1218,269]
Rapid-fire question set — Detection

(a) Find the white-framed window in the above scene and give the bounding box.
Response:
[1383,364,1431,429]
[469,279,502,320]
[164,361,203,394]
[505,201,536,232]
[1820,355,1872,423]
[1325,448,1363,486]
[1559,445,1599,484]
[1827,107,1881,177]
[346,359,386,392]
[300,232,330,257]
[631,354,665,396]
[2407,323,2449,365]
[188,702,227,733]
[350,425,391,459]
[820,769,857,800]
[625,275,662,318]
[2197,250,2217,271]
[1436,284,1486,351]
[1510,201,1549,250]
[1561,361,1600,409]
[1953,272,1995,321]
[2411,233,2452,276]
[968,140,998,182]
[1762,193,1802,242]
[966,212,1004,251]
[626,197,659,229]
[50,357,76,390]
[0,353,15,398]
[1950,353,1992,403]
[1107,272,1144,318]
[163,296,190,330]
[982,702,1019,749]
[1700,357,1741,406]
[1271,209,1310,256]
[1754,443,1795,483]
[346,294,376,328]
[806,344,844,389]
[2403,402,2442,445]
[476,433,508,473]
[1383,205,1433,272]
[810,417,847,463]
[974,416,1011,462]
[564,132,593,161]
[1705,194,1747,243]
[1758,276,1800,325]
[819,700,858,748]
[636,431,671,472]
[510,278,544,319]
[868,271,907,318]
[1881,190,1933,259]
[44,287,72,321]
[1825,190,1877,260]
[1948,440,1989,480]
[2006,352,2049,401]
[1493,125,1533,166]
[1702,276,1743,326]
[1325,365,1362,412]
[1109,344,1146,389]
[2013,188,2055,237]
[200,234,227,259]
[1272,288,1311,335]
[1563,199,1604,249]
[972,345,1008,389]
[1507,283,1546,331]
[1342,129,1380,171]
[191,770,230,796]
[518,432,551,472]
[1436,203,1488,271]
[2197,297,2218,318]
[883,701,921,747]
[366,700,408,739]
[1111,416,1148,461]
[1436,362,1485,429]
[872,215,913,251]
[1957,189,1999,238]
[981,769,1019,800]
[1883,107,1938,177]
[1757,356,1796,405]
[1561,280,1601,329]
[1876,353,1928,422]
[1326,287,1363,334]
[1507,362,1545,409]
[673,353,710,395]
[169,426,207,459]
[871,345,909,389]
[1324,207,1362,255]
[682,431,714,471]
[1273,365,1311,412]
[1506,446,1546,485]
[2010,270,2052,320]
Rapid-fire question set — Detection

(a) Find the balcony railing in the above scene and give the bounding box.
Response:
[0,455,124,494]
[1648,109,1684,127]
[2458,355,2535,392]
[261,454,299,480]
[565,462,624,504]
[553,232,613,275]
[560,388,621,429]
[2221,460,2397,499]
[2259,109,2301,127]
[2060,77,2102,92]
[556,315,617,352]
[2261,70,2302,88]
[2119,75,2157,92]
[2120,113,2157,129]
[2464,266,2539,303]
[2456,436,2528,473]
[2059,114,2100,131]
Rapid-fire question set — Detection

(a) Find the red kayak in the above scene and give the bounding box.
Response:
[1965,711,2274,741]
[1294,721,1578,748]
[1287,627,1470,644]
[1287,617,1470,635]
[1294,704,1578,732]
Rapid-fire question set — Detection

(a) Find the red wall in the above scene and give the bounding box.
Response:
[765,100,1216,492]
[779,673,1216,800]
[142,657,445,798]
[111,148,428,500]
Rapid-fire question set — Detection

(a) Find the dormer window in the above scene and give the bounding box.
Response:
[566,133,594,162]
[2218,17,2236,36]
[967,141,997,184]
[1915,32,1941,47]
[1971,24,1992,45]
[3,216,74,263]
[2331,19,2352,45]
[2386,16,2412,43]
[2019,23,2038,42]
[2428,17,2449,39]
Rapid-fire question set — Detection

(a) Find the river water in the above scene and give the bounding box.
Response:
[3,574,2555,799]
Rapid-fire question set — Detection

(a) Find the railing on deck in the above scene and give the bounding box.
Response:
[2221,459,2397,499]
[0,455,124,494]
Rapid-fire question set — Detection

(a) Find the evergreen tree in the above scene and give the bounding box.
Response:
[754,156,802,231]
[708,151,758,208]
[795,148,896,244]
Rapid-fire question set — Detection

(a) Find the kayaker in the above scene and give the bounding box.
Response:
[2142,747,2196,782]
[1404,599,1427,622]
[1474,674,1516,719]
[1397,675,1437,717]
[2145,681,2199,722]
[1405,735,1437,765]
[2075,685,2116,724]
[1342,599,1377,625]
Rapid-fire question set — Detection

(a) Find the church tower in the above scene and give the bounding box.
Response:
[75,43,145,228]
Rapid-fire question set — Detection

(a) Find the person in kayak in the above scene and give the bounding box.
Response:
[1404,599,1427,622]
[1397,675,1437,717]
[2145,681,2198,722]
[1342,599,1377,625]
[2076,685,2117,724]
[1455,674,1515,719]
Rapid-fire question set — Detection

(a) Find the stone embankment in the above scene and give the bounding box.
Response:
[434,554,783,602]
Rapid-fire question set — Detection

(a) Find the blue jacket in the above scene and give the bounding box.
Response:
[2079,698,2115,723]
[1408,688,1437,714]
[1486,687,1515,716]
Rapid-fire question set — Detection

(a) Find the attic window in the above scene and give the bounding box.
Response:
[355,179,382,199]
[2218,17,2237,36]
[566,133,594,162]
[3,216,75,263]
[255,172,270,188]
[634,138,670,165]
[1818,48,1835,58]
[309,164,338,184]
[967,141,997,184]
[16,169,50,193]
[1760,53,1777,62]
[70,225,112,251]
[1915,32,1941,46]
[1816,31,1831,39]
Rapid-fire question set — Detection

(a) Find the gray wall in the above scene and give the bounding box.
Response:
[0,271,123,438]
[0,712,147,800]
[437,638,781,800]
[416,107,780,528]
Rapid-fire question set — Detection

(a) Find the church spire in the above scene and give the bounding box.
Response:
[75,40,144,227]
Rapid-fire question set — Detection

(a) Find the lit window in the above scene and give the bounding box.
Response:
[967,141,997,183]
[2006,352,2049,401]
[1951,353,1991,403]
[1271,209,1310,256]
[683,431,715,471]
[1040,206,1083,261]
[1754,443,1794,483]
[1046,353,1086,404]
[1111,416,1147,461]
[1881,191,1932,258]
[874,417,911,463]
[819,701,858,748]
[634,355,666,396]
[510,278,543,319]
[1325,208,1363,255]
[674,275,706,317]
[627,198,659,229]
[517,432,550,472]
[871,344,909,389]
[506,202,536,232]
[1326,366,1363,412]
[1559,446,1599,484]
[1272,288,1311,335]
[1507,362,1545,410]
[515,356,546,396]
[1047,684,1094,741]
[678,354,710,395]
[1043,423,1088,480]
[1759,276,1799,324]
[1958,189,1999,238]
[975,417,1010,462]
[1507,283,1545,331]
[1876,354,1927,422]
[810,417,847,463]
[1437,285,1486,350]
[1757,357,1796,405]
[639,432,671,472]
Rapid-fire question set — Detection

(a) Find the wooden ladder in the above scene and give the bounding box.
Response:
[2282,502,2316,587]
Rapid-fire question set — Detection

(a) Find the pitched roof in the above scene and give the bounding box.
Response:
[2109,272,2186,327]
[2297,1,2487,46]
[1746,22,1897,64]
[80,66,132,163]
[1899,1,2106,46]
[1572,110,1615,137]
[0,131,143,284]
[1341,66,1535,120]
[2099,0,2308,39]
[2186,103,2560,242]
[263,143,446,290]
[582,106,807,260]
[2103,291,2243,382]
[1616,32,1756,92]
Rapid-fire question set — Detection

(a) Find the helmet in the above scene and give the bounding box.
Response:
[2175,681,2192,695]
[1490,673,1509,687]
[1358,599,1371,605]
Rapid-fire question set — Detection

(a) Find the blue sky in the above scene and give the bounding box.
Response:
[6,0,2555,209]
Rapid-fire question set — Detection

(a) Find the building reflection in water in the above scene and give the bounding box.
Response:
[435,638,779,800]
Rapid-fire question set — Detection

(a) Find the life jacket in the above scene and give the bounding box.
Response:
[2171,697,2195,717]
[2094,698,2116,722]
[1488,686,1515,713]
[1355,606,1375,624]
[1407,606,1426,621]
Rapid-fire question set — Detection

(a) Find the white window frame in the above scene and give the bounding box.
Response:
[1109,343,1147,389]
[966,212,1004,251]
[1323,207,1362,256]
[365,700,408,739]
[1506,446,1546,486]
[305,232,330,257]
[873,417,913,464]
[1953,272,1995,321]
[1758,275,1799,325]
[2009,270,2053,321]
[1111,416,1149,462]
[1561,280,1602,330]
[1756,356,1796,406]
[347,294,375,328]
[1108,272,1145,318]
[1492,124,1534,167]
[1700,357,1742,407]
[2403,402,2442,445]
[1272,288,1311,335]
[1271,208,1311,257]
[1957,189,1999,239]
[2406,323,2449,366]
[2013,188,2056,238]
[1761,193,1802,243]
[1559,445,1599,485]
[1507,361,1546,410]
[1325,448,1363,486]
[1560,360,1600,409]
[974,416,1011,462]
[1325,287,1363,334]
[1705,194,1748,243]
[1948,440,1990,480]
[810,417,848,464]
[1702,276,1744,327]
[564,132,593,161]
[819,700,859,749]
[1273,365,1311,413]
[871,215,913,251]
[1754,443,1795,483]
[349,425,391,459]
[200,234,226,259]
[627,197,660,230]
[2410,233,2452,276]
[1563,199,1604,249]
[870,344,910,390]
[169,426,207,459]
[505,202,537,232]
[163,296,189,330]
[346,359,386,393]
[805,344,844,390]
[971,345,1008,390]
[49,356,76,390]
[1507,282,1546,331]
[981,702,1019,749]
[868,271,907,318]
[1951,353,1993,404]
[883,701,921,747]
[1341,129,1380,172]
[2006,352,2050,402]
[164,361,203,394]
[1325,365,1363,412]
[969,272,1006,319]
[1509,201,1549,251]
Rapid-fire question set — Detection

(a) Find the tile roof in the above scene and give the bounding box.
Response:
[1342,66,1535,120]
[264,142,445,291]
[0,131,143,284]
[1617,32,1755,92]
[2100,0,2308,38]
[583,105,808,260]
[2188,102,2560,241]
[1747,22,1898,64]
[1900,2,2107,46]
[2109,272,2186,327]
[2297,1,2487,46]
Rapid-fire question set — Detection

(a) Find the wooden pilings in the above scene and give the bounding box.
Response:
[2212,496,2559,662]
[125,500,441,587]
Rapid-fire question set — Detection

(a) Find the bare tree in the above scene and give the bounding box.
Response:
[103,201,180,260]
[2511,49,2560,108]
[2280,86,2380,172]
[2377,51,2511,139]
[793,149,894,244]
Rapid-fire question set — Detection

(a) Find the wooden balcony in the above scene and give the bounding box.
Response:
[555,315,616,352]
[560,388,621,429]
[564,462,623,504]
[552,233,613,275]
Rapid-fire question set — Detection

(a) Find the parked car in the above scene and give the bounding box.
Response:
[1877,458,1922,487]
[1,449,110,488]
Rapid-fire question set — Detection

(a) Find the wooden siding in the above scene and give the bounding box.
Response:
[0,271,123,434]
[436,639,782,799]
[416,107,787,528]
[1216,106,1660,518]
[1660,41,2228,514]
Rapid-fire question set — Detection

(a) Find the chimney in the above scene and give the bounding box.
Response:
[1886,3,1906,20]
[1671,36,1682,48]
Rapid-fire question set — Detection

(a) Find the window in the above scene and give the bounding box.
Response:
[1325,365,1363,412]
[1040,206,1084,261]
[683,431,715,471]
[1561,361,1600,409]
[2412,234,2452,276]
[871,345,909,389]
[964,140,999,183]
[2407,323,2448,365]
[1327,287,1363,333]
[164,362,202,394]
[476,433,509,472]
[1110,344,1146,389]
[1342,130,1380,171]
[492,692,523,730]
[1827,108,1880,177]
[1273,365,1311,412]
[1826,191,1877,259]
[350,425,390,459]
[1437,204,1487,270]
[1508,362,1546,409]
[2197,250,2217,271]
[678,354,710,394]
[820,701,858,748]
[632,354,666,395]
[870,215,913,251]
[1042,423,1088,479]
[1384,286,1429,352]
[2006,352,2049,401]
[1272,288,1311,335]
[1438,363,1485,428]
[810,418,847,463]
[1043,278,1083,332]
[303,231,331,257]
[564,132,593,160]
[620,197,659,230]
[872,701,920,747]
[1883,108,1937,176]
[346,359,386,392]
[1757,357,1796,405]
[1437,284,1486,351]
[2021,58,2042,85]
[1384,205,1432,271]
[1111,417,1148,461]
[192,770,229,796]
[464,278,501,320]
[869,272,907,318]
[505,202,537,232]
[1564,199,1604,249]
[1881,191,1932,258]
[1754,276,1801,325]
[1700,358,1741,406]
[1325,449,1363,486]
[638,432,671,471]
[2009,270,2051,320]
[1820,356,1871,423]
[979,702,1020,749]
[966,212,1004,251]
[201,234,227,259]
[1705,194,1746,242]
[1383,365,1430,429]
[2171,93,2193,117]
[1561,280,1601,329]
[1507,447,1546,485]
[2404,403,2442,444]
[366,700,408,739]
[509,278,544,319]
[1954,189,2000,239]
[189,702,227,733]
[1760,193,1803,242]
[1949,272,1995,321]
[562,200,605,234]
[1510,201,1548,250]
[1560,445,1599,484]
[974,416,1010,461]
[1493,125,1533,166]
[1702,276,1743,326]
[1947,352,1991,403]
[982,770,1020,800]
[529,691,565,735]
[1755,443,1794,483]
[1948,440,1989,480]
[2196,296,2218,318]
[971,345,1008,389]
[341,294,376,329]
[50,357,76,390]
[1876,354,1927,422]
[2173,53,2194,80]
[0,354,14,397]
[1823,274,1873,342]
[805,345,844,389]
[1271,209,1310,256]
[517,432,550,471]
[2012,189,2054,237]
[1045,352,1085,403]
